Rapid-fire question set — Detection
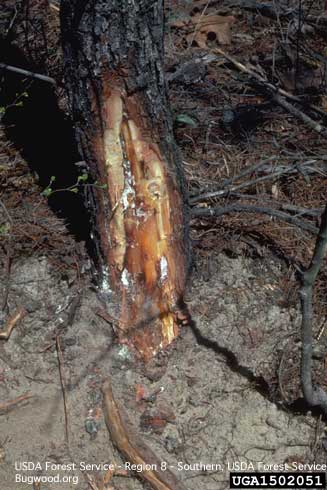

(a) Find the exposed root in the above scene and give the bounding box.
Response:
[102,378,187,490]
[0,307,27,340]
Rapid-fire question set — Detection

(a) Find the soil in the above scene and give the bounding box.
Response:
[1,1,327,490]
[0,249,325,490]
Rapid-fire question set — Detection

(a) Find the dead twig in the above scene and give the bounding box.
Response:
[228,195,324,217]
[192,204,319,234]
[94,308,126,333]
[279,203,324,217]
[102,378,187,490]
[209,156,277,192]
[0,307,27,340]
[56,335,69,444]
[49,1,60,12]
[0,392,32,413]
[273,93,326,135]
[224,0,290,19]
[66,293,81,327]
[190,160,325,204]
[300,205,327,413]
[213,47,327,135]
[0,63,56,85]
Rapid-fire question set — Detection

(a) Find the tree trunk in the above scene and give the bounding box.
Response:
[60,0,189,360]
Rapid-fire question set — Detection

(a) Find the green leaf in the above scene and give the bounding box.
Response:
[70,187,78,193]
[78,172,88,182]
[42,188,52,197]
[175,114,198,128]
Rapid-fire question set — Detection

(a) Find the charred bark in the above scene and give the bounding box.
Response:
[60,0,189,360]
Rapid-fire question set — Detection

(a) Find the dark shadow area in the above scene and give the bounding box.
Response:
[188,317,271,395]
[0,40,91,242]
[188,316,324,418]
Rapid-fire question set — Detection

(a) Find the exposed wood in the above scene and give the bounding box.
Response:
[102,378,187,490]
[61,1,189,360]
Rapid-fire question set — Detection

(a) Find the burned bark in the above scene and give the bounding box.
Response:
[60,1,189,359]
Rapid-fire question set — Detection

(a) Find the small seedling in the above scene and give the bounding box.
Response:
[41,173,107,197]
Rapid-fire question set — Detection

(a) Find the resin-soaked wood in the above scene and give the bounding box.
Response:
[92,84,186,359]
[61,0,189,360]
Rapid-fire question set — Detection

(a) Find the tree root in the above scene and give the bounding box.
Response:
[102,378,187,490]
[0,307,27,340]
[300,205,327,413]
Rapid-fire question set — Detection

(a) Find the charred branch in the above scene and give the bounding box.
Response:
[214,47,327,136]
[190,159,326,205]
[300,205,327,413]
[192,204,319,235]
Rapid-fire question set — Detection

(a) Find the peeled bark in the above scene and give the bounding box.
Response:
[60,0,189,360]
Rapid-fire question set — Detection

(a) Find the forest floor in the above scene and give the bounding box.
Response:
[0,1,327,489]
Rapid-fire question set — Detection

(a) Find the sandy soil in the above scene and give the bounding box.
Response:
[0,250,323,490]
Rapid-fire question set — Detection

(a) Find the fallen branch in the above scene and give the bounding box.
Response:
[213,47,327,135]
[0,307,27,340]
[300,205,327,413]
[280,203,324,217]
[226,195,324,217]
[191,204,319,234]
[273,93,326,135]
[0,63,56,85]
[190,160,325,204]
[102,378,187,490]
[191,172,284,204]
[223,0,291,19]
[0,392,32,413]
[209,156,277,192]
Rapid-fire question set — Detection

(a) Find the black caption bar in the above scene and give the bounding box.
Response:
[230,472,326,489]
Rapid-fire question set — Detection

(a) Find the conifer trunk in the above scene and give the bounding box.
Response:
[60,0,189,360]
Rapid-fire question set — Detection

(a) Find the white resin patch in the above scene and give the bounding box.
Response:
[101,267,112,293]
[160,256,168,281]
[121,268,130,287]
[135,207,147,218]
[121,159,135,211]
